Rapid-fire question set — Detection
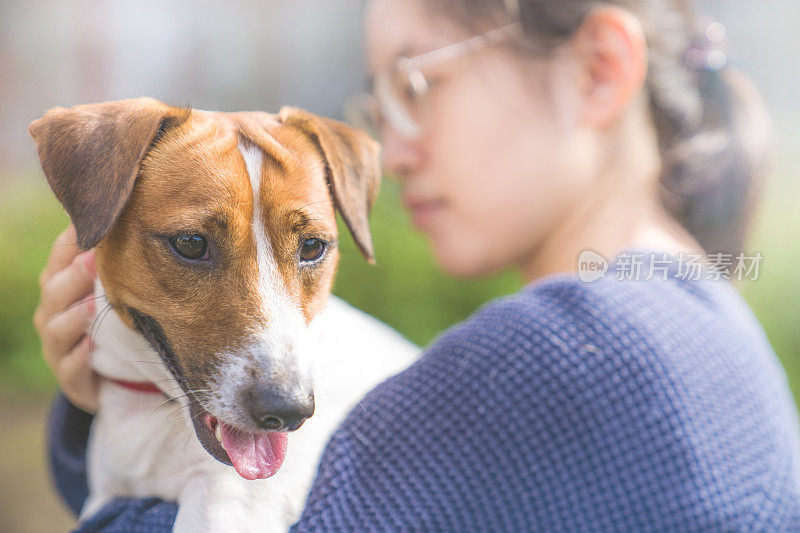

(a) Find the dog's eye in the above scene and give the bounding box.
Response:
[170,234,208,261]
[299,238,327,264]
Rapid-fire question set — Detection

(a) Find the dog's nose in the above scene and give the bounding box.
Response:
[247,387,315,432]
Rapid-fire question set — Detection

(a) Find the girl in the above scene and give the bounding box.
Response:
[37,0,800,529]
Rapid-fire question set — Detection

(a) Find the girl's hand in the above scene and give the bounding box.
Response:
[33,225,100,413]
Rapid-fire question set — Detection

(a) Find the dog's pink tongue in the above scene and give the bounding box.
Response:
[218,423,288,481]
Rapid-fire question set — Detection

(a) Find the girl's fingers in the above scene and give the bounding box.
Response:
[39,300,96,369]
[35,252,96,328]
[39,225,82,286]
[60,336,100,414]
[34,225,101,414]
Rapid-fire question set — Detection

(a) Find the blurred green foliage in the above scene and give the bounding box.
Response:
[0,173,797,406]
[0,181,69,394]
[739,164,800,398]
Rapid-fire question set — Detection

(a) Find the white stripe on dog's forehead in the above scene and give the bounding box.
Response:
[239,140,281,315]
[235,141,310,373]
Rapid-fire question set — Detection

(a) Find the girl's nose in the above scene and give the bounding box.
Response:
[380,127,423,179]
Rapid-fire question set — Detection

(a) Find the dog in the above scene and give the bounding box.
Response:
[29,97,419,531]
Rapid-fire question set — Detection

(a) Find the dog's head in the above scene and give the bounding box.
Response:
[29,97,380,479]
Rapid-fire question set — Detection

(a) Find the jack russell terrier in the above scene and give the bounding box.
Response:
[29,98,418,532]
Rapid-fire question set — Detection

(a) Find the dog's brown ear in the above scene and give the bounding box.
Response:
[29,97,189,250]
[278,107,381,263]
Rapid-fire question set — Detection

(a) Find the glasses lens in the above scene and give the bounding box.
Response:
[374,64,424,139]
[344,93,382,139]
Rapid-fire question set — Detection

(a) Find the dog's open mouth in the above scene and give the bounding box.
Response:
[202,411,288,480]
[128,306,289,480]
[184,393,289,481]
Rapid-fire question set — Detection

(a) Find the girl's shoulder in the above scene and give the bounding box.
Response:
[433,268,720,373]
[425,267,794,425]
[452,259,772,370]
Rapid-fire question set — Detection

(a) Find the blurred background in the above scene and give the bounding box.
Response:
[1,0,798,530]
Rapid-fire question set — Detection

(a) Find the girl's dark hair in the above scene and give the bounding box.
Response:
[427,0,771,258]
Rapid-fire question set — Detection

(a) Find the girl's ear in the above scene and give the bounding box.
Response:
[572,6,648,126]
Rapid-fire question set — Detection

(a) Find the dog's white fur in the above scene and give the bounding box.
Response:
[84,291,418,532]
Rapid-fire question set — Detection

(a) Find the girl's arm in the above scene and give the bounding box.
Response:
[48,393,92,516]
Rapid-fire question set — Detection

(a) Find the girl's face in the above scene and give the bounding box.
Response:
[366,0,597,277]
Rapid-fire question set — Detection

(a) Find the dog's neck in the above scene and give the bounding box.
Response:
[90,279,175,388]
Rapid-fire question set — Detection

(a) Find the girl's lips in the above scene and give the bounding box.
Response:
[404,198,446,229]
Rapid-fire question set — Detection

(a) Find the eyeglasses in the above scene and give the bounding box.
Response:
[347,7,522,140]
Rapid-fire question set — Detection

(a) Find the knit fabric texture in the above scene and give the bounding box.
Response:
[50,256,800,531]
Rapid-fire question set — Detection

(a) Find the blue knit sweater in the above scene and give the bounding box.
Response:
[49,255,800,531]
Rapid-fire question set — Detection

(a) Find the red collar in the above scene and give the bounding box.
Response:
[108,377,163,394]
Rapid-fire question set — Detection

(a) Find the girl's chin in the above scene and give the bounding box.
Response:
[429,239,500,279]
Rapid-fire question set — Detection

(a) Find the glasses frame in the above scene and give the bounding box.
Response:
[353,17,523,139]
